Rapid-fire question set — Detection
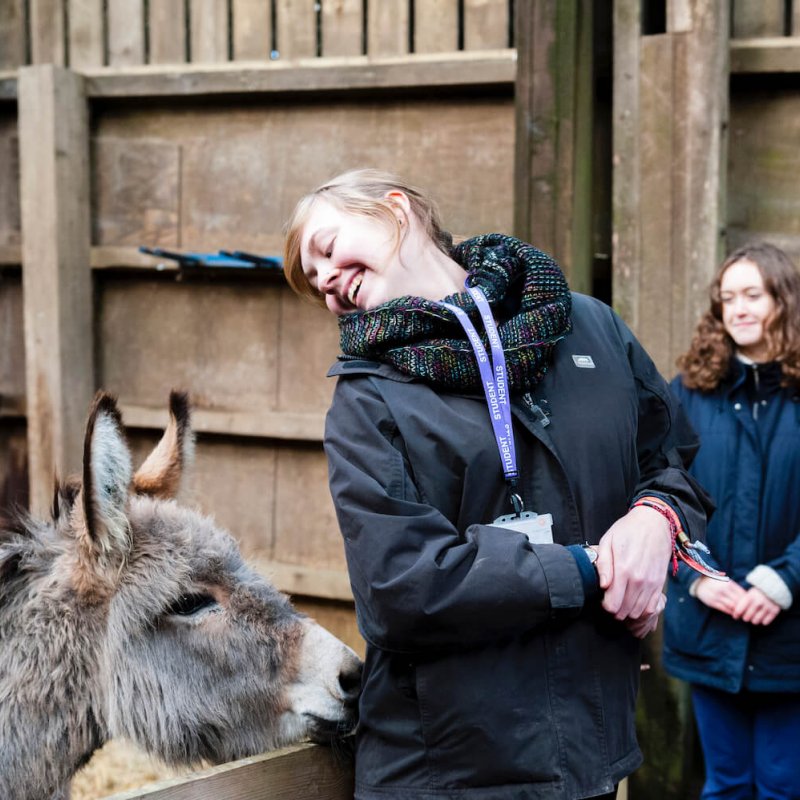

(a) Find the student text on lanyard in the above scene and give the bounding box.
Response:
[441,284,524,517]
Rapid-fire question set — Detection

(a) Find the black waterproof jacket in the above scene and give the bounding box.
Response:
[325,293,711,800]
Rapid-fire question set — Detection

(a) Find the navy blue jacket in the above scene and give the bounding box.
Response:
[325,294,711,799]
[664,361,800,693]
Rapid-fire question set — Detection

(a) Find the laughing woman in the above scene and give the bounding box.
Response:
[284,169,713,800]
[664,243,800,800]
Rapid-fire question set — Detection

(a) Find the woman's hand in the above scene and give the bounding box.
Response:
[694,575,747,615]
[596,506,673,621]
[624,592,667,638]
[732,586,781,625]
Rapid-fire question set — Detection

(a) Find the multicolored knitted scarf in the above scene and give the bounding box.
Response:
[337,234,572,391]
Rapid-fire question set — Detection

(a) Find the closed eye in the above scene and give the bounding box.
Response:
[166,593,217,617]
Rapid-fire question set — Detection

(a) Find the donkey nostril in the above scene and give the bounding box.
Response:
[339,661,363,701]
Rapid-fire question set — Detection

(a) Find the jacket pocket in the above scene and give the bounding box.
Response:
[415,638,560,789]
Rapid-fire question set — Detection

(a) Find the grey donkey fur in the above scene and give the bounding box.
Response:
[0,392,361,800]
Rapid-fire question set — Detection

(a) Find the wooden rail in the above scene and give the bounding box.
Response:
[103,743,354,800]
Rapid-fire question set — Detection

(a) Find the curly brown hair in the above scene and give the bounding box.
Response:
[677,242,800,391]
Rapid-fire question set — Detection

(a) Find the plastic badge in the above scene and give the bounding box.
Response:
[491,511,554,545]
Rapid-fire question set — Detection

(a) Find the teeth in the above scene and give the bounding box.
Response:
[348,273,363,305]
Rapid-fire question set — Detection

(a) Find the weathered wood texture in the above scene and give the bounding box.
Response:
[728,83,800,261]
[0,0,26,69]
[17,66,94,516]
[515,0,594,294]
[732,0,786,38]
[103,743,354,800]
[0,422,28,512]
[612,0,729,378]
[0,273,25,415]
[2,0,519,68]
[0,113,20,247]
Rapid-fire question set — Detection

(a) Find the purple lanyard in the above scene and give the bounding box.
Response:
[441,285,522,513]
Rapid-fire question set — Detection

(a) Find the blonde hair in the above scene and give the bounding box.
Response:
[283,168,452,304]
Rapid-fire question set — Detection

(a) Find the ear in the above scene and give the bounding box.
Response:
[80,392,133,557]
[384,190,411,222]
[132,390,194,500]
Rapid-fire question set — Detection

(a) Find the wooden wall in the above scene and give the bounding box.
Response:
[0,0,513,68]
[0,1,519,657]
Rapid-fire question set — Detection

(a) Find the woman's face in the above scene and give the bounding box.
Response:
[719,258,776,362]
[299,197,453,316]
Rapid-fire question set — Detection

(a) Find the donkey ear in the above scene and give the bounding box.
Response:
[132,390,194,500]
[80,392,133,555]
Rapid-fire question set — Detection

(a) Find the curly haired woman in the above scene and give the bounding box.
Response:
[664,242,800,800]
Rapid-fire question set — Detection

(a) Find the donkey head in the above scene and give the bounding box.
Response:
[0,392,361,800]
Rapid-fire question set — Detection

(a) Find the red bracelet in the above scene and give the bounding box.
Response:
[631,496,681,575]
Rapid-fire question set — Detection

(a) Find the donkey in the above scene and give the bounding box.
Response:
[0,391,362,800]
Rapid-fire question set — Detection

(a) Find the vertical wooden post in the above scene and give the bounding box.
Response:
[18,66,94,516]
[612,0,729,373]
[514,0,594,293]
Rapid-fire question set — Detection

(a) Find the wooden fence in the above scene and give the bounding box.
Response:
[0,0,513,67]
[1,1,800,797]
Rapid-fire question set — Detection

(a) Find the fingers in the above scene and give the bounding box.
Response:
[731,587,780,625]
[595,535,614,590]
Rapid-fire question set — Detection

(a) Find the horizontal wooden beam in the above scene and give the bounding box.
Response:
[0,51,516,100]
[0,245,21,266]
[730,38,800,73]
[120,403,325,442]
[252,558,353,601]
[104,743,354,800]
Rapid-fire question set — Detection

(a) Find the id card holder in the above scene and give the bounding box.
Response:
[491,511,554,545]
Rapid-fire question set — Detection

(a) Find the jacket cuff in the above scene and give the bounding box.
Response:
[746,565,793,610]
[566,545,601,605]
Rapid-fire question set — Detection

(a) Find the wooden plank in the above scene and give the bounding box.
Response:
[0,0,26,69]
[17,66,93,516]
[732,0,785,38]
[232,0,273,61]
[274,445,345,570]
[0,275,25,416]
[611,0,641,329]
[414,0,458,53]
[727,84,800,258]
[253,558,353,601]
[0,123,21,246]
[366,0,408,56]
[80,50,516,97]
[638,34,674,375]
[321,0,363,57]
[464,0,509,50]
[0,245,20,263]
[275,0,317,60]
[666,0,692,33]
[669,1,729,358]
[795,2,800,36]
[122,403,326,441]
[277,291,340,414]
[108,0,146,66]
[730,39,800,73]
[190,0,229,63]
[97,278,282,414]
[91,138,181,246]
[102,743,354,800]
[67,0,104,68]
[514,0,593,293]
[30,0,65,65]
[0,422,28,511]
[148,0,186,64]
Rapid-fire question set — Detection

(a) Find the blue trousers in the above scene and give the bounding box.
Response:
[692,685,800,800]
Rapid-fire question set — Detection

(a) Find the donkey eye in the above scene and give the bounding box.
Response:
[167,593,217,617]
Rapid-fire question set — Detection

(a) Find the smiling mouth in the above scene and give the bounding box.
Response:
[347,273,363,305]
